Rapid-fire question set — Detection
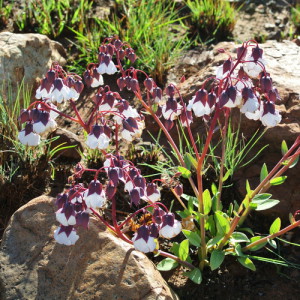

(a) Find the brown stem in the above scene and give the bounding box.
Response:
[242,219,300,252]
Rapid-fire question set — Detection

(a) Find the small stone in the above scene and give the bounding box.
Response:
[264,23,276,31]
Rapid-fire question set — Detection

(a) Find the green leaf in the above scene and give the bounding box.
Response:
[239,227,254,236]
[270,176,287,186]
[252,193,272,202]
[235,243,245,257]
[237,257,256,271]
[255,199,280,211]
[205,215,216,236]
[214,211,230,236]
[176,209,191,219]
[183,268,202,284]
[203,189,212,215]
[207,235,223,248]
[210,250,225,271]
[246,180,251,195]
[230,232,250,243]
[222,170,231,182]
[260,163,268,182]
[178,239,189,261]
[181,194,198,208]
[178,166,192,178]
[247,236,267,251]
[182,230,201,247]
[270,217,281,235]
[281,140,288,155]
[157,258,179,271]
[289,155,299,168]
[211,183,218,196]
[170,242,180,256]
[184,152,198,170]
[268,239,277,249]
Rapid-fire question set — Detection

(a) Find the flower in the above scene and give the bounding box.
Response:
[243,45,266,78]
[159,213,182,239]
[216,58,233,80]
[32,110,57,134]
[260,101,281,127]
[146,183,161,202]
[54,225,79,246]
[240,87,259,114]
[187,89,210,117]
[162,97,182,121]
[86,124,110,150]
[55,203,76,226]
[132,225,156,253]
[121,117,144,142]
[97,54,118,75]
[84,180,106,209]
[18,123,40,146]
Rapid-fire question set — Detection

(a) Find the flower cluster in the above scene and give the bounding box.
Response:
[54,155,182,250]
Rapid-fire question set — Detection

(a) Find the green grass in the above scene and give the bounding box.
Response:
[291,4,300,35]
[185,0,236,44]
[69,0,189,83]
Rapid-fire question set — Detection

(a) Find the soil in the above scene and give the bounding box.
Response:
[1,1,300,299]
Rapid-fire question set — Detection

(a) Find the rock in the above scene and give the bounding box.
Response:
[48,128,84,161]
[264,23,276,31]
[0,196,178,300]
[0,32,66,97]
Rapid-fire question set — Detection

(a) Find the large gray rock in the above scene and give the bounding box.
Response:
[0,32,66,94]
[0,196,178,300]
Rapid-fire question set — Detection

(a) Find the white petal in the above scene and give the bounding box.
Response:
[18,131,40,146]
[106,61,118,75]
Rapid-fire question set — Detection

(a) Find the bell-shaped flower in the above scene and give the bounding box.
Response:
[54,225,79,246]
[86,124,110,150]
[55,202,76,226]
[187,89,210,117]
[99,92,117,112]
[50,78,70,103]
[32,110,57,134]
[146,183,160,202]
[152,207,166,225]
[243,45,266,78]
[84,179,106,208]
[162,97,182,121]
[96,54,118,75]
[216,58,233,80]
[91,68,104,88]
[240,88,259,114]
[180,110,193,127]
[121,117,144,142]
[114,100,140,124]
[67,79,84,100]
[223,86,242,108]
[159,213,182,239]
[35,77,53,99]
[132,225,156,253]
[152,87,163,104]
[260,101,281,127]
[18,123,40,146]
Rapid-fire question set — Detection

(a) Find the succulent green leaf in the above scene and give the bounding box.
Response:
[260,163,268,182]
[230,232,250,243]
[281,140,288,155]
[210,250,225,271]
[270,176,287,186]
[269,217,281,235]
[203,189,212,215]
[178,166,192,178]
[268,239,277,249]
[183,268,202,284]
[247,236,267,251]
[207,235,223,248]
[184,152,198,170]
[182,230,201,247]
[179,239,189,261]
[214,211,230,236]
[157,258,179,271]
[237,257,256,271]
[252,193,272,202]
[255,199,280,211]
[170,242,180,256]
[222,170,231,182]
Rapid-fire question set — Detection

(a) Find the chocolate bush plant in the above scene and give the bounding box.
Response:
[17,36,300,283]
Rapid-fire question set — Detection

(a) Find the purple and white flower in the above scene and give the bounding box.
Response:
[55,202,76,226]
[162,97,182,121]
[159,213,182,239]
[18,123,40,146]
[54,225,79,246]
[97,54,118,75]
[132,225,156,253]
[84,180,106,209]
[86,124,110,150]
[260,101,281,127]
[243,45,266,78]
[187,89,210,117]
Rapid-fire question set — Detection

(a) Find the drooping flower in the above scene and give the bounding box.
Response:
[159,213,182,239]
[121,117,144,142]
[187,89,210,117]
[260,101,281,127]
[54,225,79,246]
[162,97,182,121]
[240,87,259,114]
[32,110,57,134]
[55,202,76,226]
[86,124,110,150]
[145,183,161,202]
[216,58,233,80]
[97,54,118,75]
[132,225,156,253]
[243,45,266,78]
[84,179,106,209]
[18,123,40,146]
